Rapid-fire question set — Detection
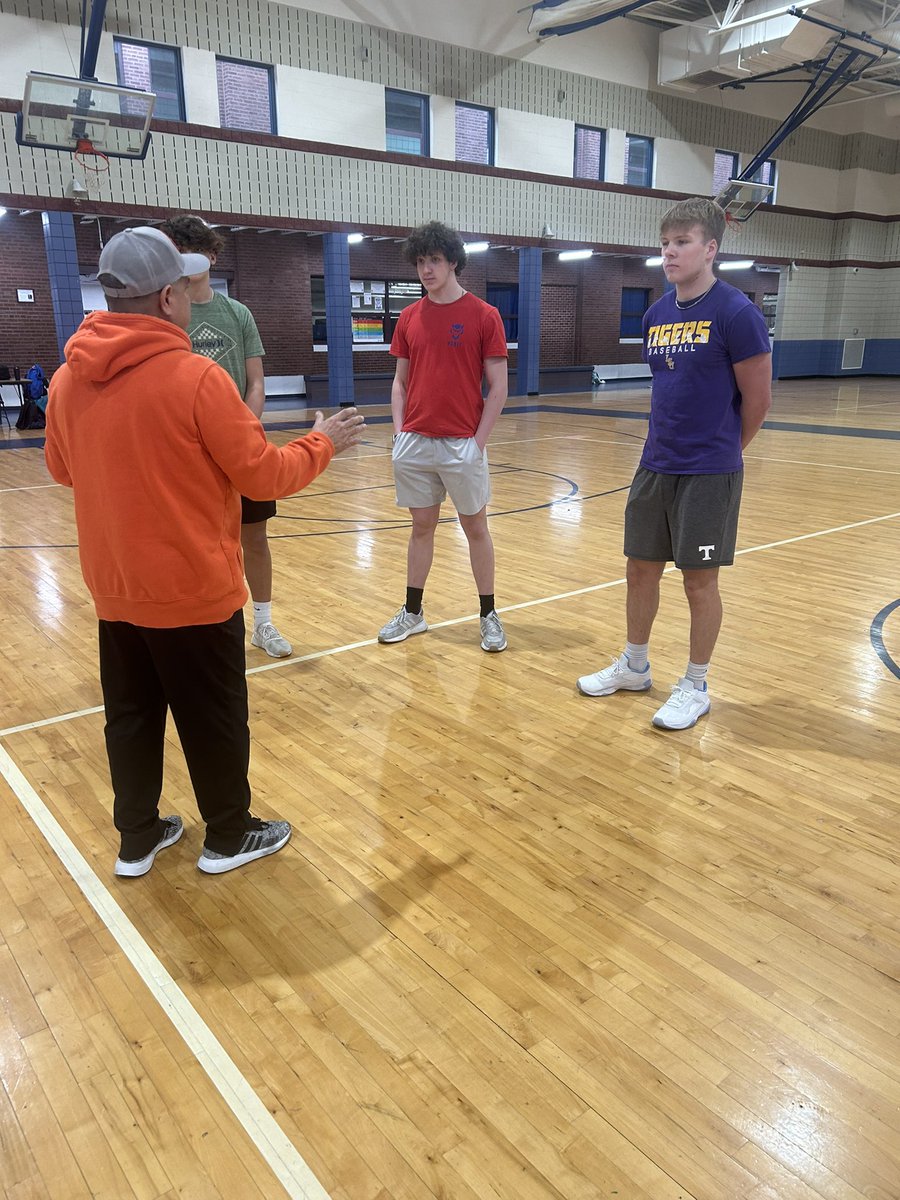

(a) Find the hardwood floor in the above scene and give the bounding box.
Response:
[1,378,899,1199]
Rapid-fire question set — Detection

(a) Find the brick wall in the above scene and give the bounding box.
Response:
[216,61,274,134]
[540,285,578,367]
[455,106,492,165]
[0,216,772,378]
[229,231,313,375]
[580,257,664,365]
[0,213,60,375]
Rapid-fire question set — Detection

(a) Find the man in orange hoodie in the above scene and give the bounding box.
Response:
[45,226,365,878]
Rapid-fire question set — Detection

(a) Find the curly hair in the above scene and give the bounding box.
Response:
[659,198,726,248]
[157,214,225,257]
[402,221,467,275]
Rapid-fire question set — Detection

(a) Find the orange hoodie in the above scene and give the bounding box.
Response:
[45,311,335,628]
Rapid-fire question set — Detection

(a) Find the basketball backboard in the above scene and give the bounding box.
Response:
[714,178,775,224]
[16,72,154,160]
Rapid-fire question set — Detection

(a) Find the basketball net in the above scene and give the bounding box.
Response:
[73,138,110,193]
[724,210,744,236]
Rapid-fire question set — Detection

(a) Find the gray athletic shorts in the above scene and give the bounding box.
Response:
[392,431,490,515]
[624,467,744,569]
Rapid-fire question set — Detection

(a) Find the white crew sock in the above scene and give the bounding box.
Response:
[624,641,649,671]
[685,660,709,690]
[253,601,272,629]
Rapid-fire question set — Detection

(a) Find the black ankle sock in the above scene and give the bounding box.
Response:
[405,587,424,615]
[479,594,495,618]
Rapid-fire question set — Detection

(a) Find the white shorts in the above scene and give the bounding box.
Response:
[392,431,491,515]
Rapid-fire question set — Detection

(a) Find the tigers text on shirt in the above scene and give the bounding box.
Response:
[646,320,711,350]
[639,280,771,474]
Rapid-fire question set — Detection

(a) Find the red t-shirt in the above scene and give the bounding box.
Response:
[390,291,508,437]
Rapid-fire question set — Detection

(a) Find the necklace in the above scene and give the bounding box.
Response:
[674,280,717,311]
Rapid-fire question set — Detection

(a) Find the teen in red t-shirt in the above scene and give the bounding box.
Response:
[377,222,509,652]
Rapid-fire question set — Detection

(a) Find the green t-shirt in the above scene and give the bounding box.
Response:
[187,291,265,400]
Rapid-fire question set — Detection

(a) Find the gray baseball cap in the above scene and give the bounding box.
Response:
[97,226,211,298]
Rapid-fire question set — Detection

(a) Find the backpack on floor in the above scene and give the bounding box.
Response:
[16,397,46,430]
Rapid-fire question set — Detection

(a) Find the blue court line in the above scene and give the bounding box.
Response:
[763,420,900,440]
[7,406,900,452]
[530,407,900,440]
[0,435,47,450]
[266,465,584,537]
[525,405,651,421]
[241,408,900,443]
[870,599,900,680]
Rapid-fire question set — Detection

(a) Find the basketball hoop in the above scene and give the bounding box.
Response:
[715,178,774,237]
[17,72,154,160]
[724,210,745,236]
[73,137,110,176]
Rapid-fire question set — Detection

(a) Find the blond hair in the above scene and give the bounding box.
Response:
[659,198,726,247]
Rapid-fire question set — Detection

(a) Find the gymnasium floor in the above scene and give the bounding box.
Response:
[1,377,898,1199]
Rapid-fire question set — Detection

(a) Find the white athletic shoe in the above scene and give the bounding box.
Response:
[480,610,507,652]
[251,622,292,658]
[652,678,711,730]
[378,606,428,643]
[577,654,652,697]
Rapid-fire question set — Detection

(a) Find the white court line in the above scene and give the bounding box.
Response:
[0,482,61,493]
[731,509,900,555]
[743,453,900,477]
[5,506,900,736]
[1,704,106,738]
[3,502,900,1193]
[0,742,332,1200]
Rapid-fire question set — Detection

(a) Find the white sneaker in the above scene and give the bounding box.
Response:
[652,678,711,730]
[577,654,652,697]
[251,622,292,658]
[378,606,428,643]
[480,610,507,652]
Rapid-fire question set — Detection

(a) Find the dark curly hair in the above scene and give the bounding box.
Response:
[402,221,467,275]
[158,214,225,257]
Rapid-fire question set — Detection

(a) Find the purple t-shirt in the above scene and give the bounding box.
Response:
[640,279,771,474]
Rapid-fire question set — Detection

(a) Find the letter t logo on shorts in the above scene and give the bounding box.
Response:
[699,545,715,561]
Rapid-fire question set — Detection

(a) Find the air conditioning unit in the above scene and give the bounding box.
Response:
[658,0,835,91]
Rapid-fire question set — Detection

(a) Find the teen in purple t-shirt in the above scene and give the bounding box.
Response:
[577,198,772,731]
[641,280,771,474]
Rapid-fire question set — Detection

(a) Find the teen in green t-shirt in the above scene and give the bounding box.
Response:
[159,215,292,660]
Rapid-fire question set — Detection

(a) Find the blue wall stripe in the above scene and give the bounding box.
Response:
[774,338,900,379]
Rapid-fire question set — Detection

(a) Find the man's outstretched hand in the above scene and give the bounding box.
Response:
[313,407,366,455]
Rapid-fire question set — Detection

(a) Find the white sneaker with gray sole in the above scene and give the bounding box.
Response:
[651,678,711,730]
[577,654,652,697]
[480,610,507,652]
[378,606,428,643]
[251,622,292,658]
